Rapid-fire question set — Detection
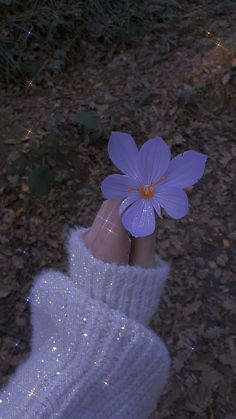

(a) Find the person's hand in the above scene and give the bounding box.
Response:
[83,187,193,268]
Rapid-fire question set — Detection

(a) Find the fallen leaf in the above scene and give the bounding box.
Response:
[221,73,231,85]
[0,287,11,298]
[185,300,202,315]
[205,326,224,339]
[222,239,230,248]
[3,139,19,145]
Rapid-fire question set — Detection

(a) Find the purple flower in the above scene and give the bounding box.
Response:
[101,132,208,237]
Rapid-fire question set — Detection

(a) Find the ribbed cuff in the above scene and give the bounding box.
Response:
[66,226,171,326]
[0,269,170,419]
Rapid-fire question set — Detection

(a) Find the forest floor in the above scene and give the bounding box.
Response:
[0,2,236,418]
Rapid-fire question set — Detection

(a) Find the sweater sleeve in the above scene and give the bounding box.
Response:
[0,226,171,419]
[66,226,171,326]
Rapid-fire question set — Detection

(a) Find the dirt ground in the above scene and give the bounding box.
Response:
[0,4,236,419]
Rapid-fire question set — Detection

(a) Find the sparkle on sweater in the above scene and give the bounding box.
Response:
[28,387,37,398]
[0,226,171,418]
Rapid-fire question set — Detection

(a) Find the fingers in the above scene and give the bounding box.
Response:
[83,199,131,265]
[83,187,193,269]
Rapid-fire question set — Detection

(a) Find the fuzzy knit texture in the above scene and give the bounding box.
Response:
[0,226,171,419]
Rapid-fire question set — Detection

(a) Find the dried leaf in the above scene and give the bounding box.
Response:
[3,139,19,145]
[184,300,202,316]
[205,326,224,339]
[221,73,231,85]
[0,287,11,298]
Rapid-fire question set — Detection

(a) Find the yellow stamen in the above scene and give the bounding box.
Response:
[127,176,166,200]
[139,185,155,199]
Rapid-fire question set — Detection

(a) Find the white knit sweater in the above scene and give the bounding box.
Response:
[0,226,171,419]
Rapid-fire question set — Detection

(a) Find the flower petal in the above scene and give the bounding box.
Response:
[162,150,208,189]
[108,131,141,179]
[121,199,156,238]
[101,174,139,200]
[150,196,162,218]
[119,191,140,216]
[155,186,189,219]
[138,137,171,184]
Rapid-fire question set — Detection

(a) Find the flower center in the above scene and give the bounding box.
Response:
[139,184,155,200]
[128,176,166,199]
